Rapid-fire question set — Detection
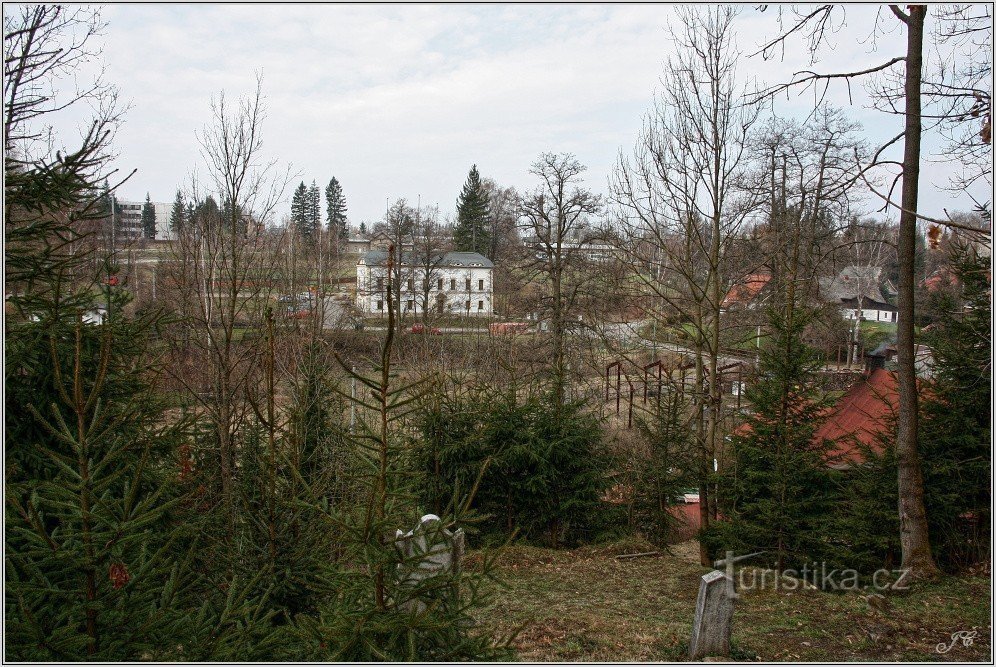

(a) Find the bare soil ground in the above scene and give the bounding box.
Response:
[471,537,992,662]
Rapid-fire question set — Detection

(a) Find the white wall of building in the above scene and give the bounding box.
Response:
[114,198,174,240]
[356,261,493,316]
[843,307,897,323]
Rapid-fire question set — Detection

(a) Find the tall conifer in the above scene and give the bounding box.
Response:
[325,177,348,241]
[453,165,490,253]
[142,193,157,239]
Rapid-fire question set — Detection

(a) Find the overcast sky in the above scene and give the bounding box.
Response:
[47,4,990,227]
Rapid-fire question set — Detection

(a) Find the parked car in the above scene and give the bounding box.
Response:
[410,323,441,335]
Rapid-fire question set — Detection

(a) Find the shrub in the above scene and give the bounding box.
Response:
[416,389,613,548]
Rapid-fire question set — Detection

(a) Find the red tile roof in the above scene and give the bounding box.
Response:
[730,369,901,468]
[722,273,771,307]
[813,368,898,467]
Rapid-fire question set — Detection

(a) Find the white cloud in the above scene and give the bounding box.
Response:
[44,4,988,224]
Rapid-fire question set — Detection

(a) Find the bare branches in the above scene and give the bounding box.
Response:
[855,167,991,234]
[753,57,906,106]
[751,5,837,62]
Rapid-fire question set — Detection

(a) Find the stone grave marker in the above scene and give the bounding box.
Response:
[688,569,734,660]
[394,514,464,613]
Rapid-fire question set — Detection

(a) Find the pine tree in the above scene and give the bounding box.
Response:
[5,308,198,660]
[453,165,490,254]
[307,181,321,238]
[290,182,310,238]
[630,384,697,546]
[358,221,367,236]
[710,305,835,571]
[169,190,186,235]
[142,193,157,239]
[325,177,348,241]
[415,385,612,547]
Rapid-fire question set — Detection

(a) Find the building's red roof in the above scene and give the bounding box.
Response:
[722,273,771,307]
[730,368,900,468]
[813,368,898,467]
[922,269,957,293]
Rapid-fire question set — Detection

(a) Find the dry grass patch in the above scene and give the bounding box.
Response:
[471,539,991,662]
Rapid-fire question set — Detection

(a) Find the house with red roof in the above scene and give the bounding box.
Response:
[720,272,771,312]
[729,364,901,470]
[812,368,897,469]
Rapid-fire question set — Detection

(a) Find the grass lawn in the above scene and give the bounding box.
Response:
[470,538,991,662]
[859,320,898,349]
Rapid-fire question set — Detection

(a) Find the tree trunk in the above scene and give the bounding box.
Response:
[895,3,940,581]
[552,240,566,408]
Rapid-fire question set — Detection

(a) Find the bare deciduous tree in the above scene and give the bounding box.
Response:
[611,6,760,564]
[751,3,947,580]
[163,77,291,536]
[519,152,603,408]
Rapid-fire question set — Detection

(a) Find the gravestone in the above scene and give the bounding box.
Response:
[394,514,465,613]
[688,569,734,660]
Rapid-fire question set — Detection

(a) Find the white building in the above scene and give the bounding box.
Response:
[840,296,898,323]
[356,250,494,316]
[819,265,898,323]
[112,197,174,241]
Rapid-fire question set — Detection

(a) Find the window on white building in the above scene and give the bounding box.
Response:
[478,300,483,310]
[478,279,484,290]
[465,278,471,291]
[450,279,456,290]
[376,300,383,311]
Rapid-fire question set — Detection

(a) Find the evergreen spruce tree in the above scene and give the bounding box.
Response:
[5,306,196,660]
[289,249,513,660]
[358,221,367,236]
[141,192,157,239]
[920,242,991,568]
[307,181,321,238]
[169,190,186,235]
[630,384,697,546]
[290,182,309,238]
[709,305,835,571]
[415,385,612,547]
[453,165,490,254]
[325,177,348,242]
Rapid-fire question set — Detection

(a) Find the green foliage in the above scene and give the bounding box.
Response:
[628,388,697,546]
[290,181,312,239]
[708,306,835,570]
[169,190,185,234]
[141,192,156,239]
[325,176,348,241]
[919,243,991,569]
[4,312,192,660]
[826,441,901,574]
[307,180,321,236]
[415,388,613,547]
[454,164,490,254]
